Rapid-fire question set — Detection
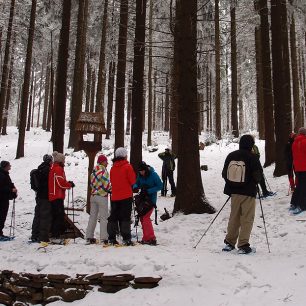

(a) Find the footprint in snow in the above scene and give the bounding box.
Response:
[114,262,135,271]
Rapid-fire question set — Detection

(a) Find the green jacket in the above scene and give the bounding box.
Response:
[158,151,176,171]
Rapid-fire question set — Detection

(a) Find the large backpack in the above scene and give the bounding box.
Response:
[134,191,158,225]
[226,160,248,187]
[30,168,41,192]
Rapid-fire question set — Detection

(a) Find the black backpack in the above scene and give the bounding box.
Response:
[30,168,41,192]
[134,191,158,225]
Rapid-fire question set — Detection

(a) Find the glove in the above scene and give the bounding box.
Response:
[69,181,75,188]
[133,188,139,193]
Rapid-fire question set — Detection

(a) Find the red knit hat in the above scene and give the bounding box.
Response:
[97,154,108,164]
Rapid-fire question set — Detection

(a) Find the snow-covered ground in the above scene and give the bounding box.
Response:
[1,127,306,306]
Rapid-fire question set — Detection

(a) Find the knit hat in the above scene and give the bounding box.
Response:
[298,127,306,135]
[239,135,255,151]
[43,154,53,163]
[138,161,148,171]
[114,147,128,158]
[0,160,10,169]
[52,151,65,163]
[97,154,108,164]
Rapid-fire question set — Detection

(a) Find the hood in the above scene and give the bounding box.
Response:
[239,135,255,151]
[113,160,129,168]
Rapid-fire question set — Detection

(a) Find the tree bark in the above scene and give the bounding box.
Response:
[271,0,292,176]
[52,0,71,153]
[106,61,116,139]
[230,3,238,138]
[85,55,92,112]
[173,0,215,215]
[69,0,88,148]
[214,0,221,139]
[130,0,147,170]
[0,0,15,130]
[26,66,34,131]
[36,63,44,127]
[114,0,129,149]
[42,58,50,130]
[16,0,37,159]
[125,73,132,136]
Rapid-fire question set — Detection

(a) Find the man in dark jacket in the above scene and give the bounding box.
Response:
[221,135,262,254]
[30,154,53,243]
[158,148,177,196]
[0,161,17,238]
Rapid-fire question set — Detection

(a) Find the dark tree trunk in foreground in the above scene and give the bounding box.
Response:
[106,61,115,139]
[53,0,71,153]
[271,0,292,177]
[114,0,129,149]
[173,0,215,215]
[16,0,37,159]
[230,3,238,138]
[257,0,275,166]
[0,0,15,130]
[130,0,147,170]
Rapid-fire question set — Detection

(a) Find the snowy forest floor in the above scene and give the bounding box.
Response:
[0,127,306,306]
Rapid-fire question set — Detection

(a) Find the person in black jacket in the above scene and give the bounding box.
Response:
[30,155,53,243]
[221,135,262,254]
[0,161,17,238]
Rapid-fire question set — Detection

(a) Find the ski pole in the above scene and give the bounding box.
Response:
[9,199,16,238]
[257,186,271,253]
[72,187,75,243]
[193,196,231,249]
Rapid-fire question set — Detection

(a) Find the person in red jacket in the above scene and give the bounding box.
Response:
[107,147,136,245]
[290,127,306,214]
[47,151,74,244]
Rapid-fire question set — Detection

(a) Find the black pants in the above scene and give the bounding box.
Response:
[291,172,306,211]
[0,200,9,236]
[162,168,176,195]
[31,197,52,242]
[107,198,132,241]
[51,199,66,238]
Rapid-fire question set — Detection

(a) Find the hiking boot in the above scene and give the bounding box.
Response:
[85,238,97,245]
[102,239,109,245]
[238,245,253,254]
[292,207,303,215]
[288,205,296,211]
[262,191,274,197]
[30,237,39,243]
[108,239,119,246]
[141,239,157,246]
[222,243,235,252]
[123,240,134,246]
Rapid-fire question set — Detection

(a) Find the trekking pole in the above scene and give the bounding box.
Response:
[263,173,272,192]
[71,187,76,243]
[9,199,16,238]
[257,186,271,253]
[193,196,231,249]
[132,197,139,242]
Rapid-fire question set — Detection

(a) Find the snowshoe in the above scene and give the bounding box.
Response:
[0,235,14,242]
[238,246,256,254]
[222,243,235,252]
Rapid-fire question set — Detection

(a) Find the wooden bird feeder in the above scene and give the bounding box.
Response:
[75,112,106,213]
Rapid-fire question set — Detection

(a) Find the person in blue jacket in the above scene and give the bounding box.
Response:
[133,161,163,245]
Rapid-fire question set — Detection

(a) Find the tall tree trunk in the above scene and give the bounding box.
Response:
[95,0,109,117]
[31,69,37,128]
[52,0,71,153]
[173,0,215,214]
[114,0,129,149]
[46,37,54,133]
[90,69,96,112]
[16,0,37,159]
[130,0,147,170]
[85,55,92,112]
[165,73,170,131]
[225,49,230,132]
[147,0,153,146]
[271,0,292,176]
[68,0,88,148]
[42,58,50,130]
[230,3,238,138]
[290,12,302,130]
[0,0,15,130]
[125,73,132,136]
[152,70,157,131]
[214,0,221,139]
[26,67,34,131]
[255,26,265,139]
[1,33,16,135]
[106,61,116,139]
[36,63,44,127]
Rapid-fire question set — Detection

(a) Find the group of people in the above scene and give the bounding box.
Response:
[0,146,176,247]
